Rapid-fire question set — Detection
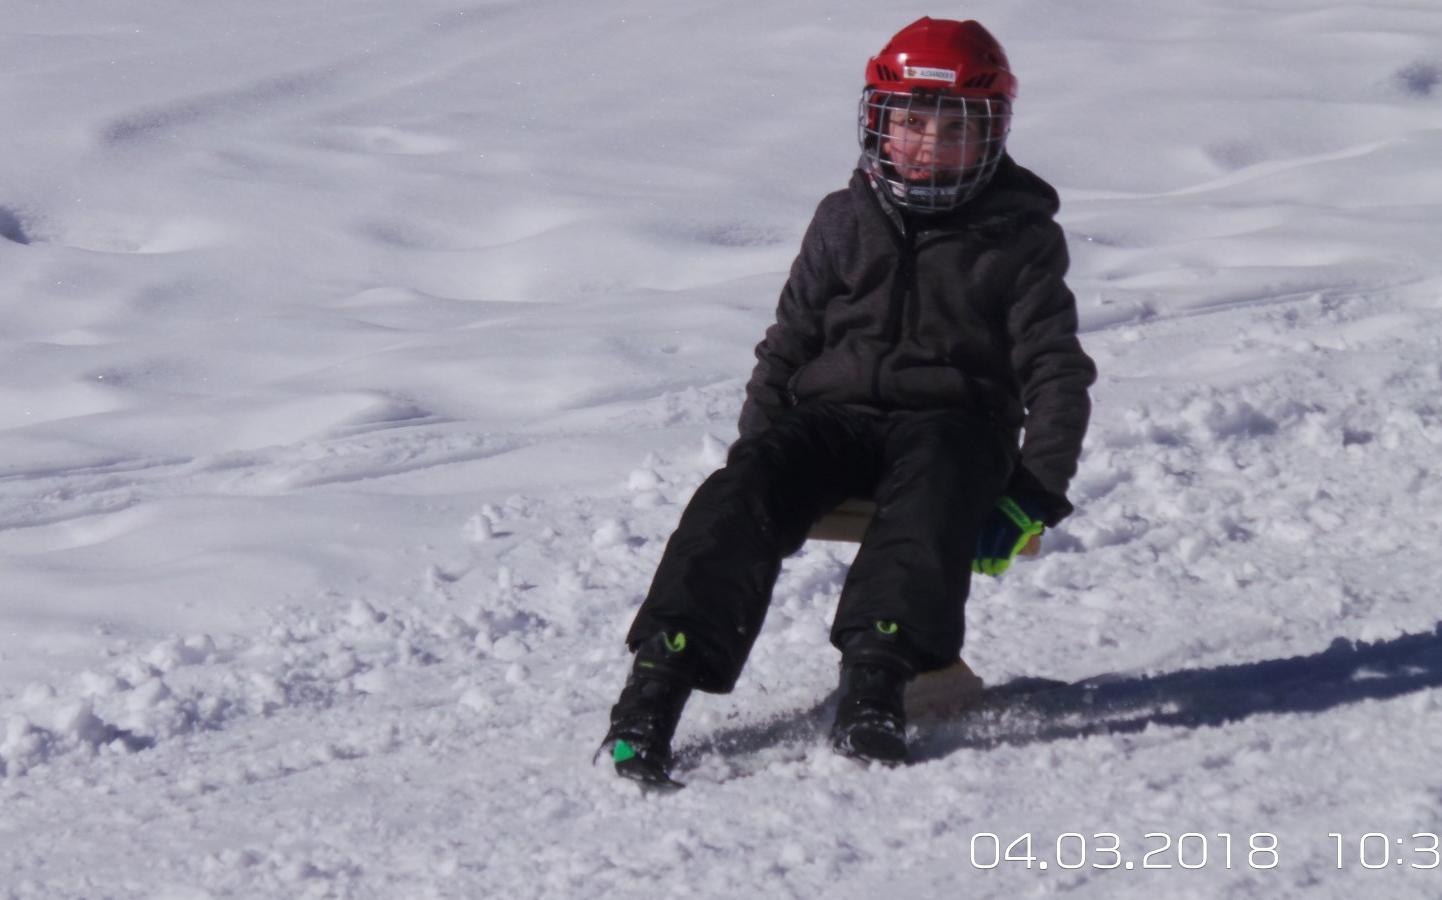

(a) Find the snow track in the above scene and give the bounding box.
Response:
[5,277,1441,898]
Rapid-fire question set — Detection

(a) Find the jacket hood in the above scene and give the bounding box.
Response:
[967,154,1060,222]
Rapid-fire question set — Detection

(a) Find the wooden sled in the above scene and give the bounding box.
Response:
[806,498,881,544]
[806,498,1038,718]
[906,657,985,719]
[807,498,1041,557]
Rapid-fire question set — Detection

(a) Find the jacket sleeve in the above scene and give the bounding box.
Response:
[736,208,835,438]
[1004,221,1097,525]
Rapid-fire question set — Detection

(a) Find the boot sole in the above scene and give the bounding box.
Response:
[832,728,908,765]
[614,755,686,790]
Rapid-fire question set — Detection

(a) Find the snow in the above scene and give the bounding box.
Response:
[2,0,1442,897]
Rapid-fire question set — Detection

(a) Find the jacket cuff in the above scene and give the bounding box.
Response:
[1006,466,1073,527]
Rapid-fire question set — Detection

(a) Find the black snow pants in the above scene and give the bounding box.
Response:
[624,402,1016,694]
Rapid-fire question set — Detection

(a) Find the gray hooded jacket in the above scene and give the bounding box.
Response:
[737,155,1096,524]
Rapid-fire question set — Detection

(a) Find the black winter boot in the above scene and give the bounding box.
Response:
[600,631,696,788]
[830,622,917,764]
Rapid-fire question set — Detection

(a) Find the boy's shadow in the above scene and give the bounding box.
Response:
[915,623,1442,760]
[679,624,1442,768]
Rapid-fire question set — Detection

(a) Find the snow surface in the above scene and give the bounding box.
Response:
[2,0,1442,897]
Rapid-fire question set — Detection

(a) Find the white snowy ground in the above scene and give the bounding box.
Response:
[2,0,1442,897]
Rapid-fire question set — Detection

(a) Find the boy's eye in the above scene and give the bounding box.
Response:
[898,114,971,136]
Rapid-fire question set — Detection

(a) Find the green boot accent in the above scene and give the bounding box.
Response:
[639,632,687,670]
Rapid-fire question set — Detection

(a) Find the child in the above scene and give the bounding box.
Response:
[601,17,1096,785]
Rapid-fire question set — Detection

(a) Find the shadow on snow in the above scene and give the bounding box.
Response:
[675,624,1442,770]
[916,623,1442,760]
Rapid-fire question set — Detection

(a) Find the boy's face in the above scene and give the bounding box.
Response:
[881,108,987,183]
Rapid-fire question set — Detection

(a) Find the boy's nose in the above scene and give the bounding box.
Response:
[912,131,939,162]
[912,120,946,156]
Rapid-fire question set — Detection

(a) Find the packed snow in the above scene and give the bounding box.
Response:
[2,0,1442,897]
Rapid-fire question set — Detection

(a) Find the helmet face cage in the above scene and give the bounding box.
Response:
[858,88,1011,214]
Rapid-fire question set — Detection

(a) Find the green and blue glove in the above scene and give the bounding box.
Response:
[972,495,1046,577]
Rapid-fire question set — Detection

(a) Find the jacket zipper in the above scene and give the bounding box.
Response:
[872,234,915,402]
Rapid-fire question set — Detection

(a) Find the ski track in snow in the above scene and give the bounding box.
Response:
[2,0,1442,897]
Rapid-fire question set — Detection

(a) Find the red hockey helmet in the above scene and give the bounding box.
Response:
[859,18,1017,213]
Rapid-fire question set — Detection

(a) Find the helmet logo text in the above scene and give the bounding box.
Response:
[903,66,957,84]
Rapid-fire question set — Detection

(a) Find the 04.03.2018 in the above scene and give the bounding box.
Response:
[968,832,1281,871]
